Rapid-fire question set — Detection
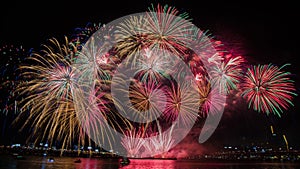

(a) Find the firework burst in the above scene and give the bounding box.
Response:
[115,4,195,66]
[210,56,244,94]
[15,37,85,151]
[74,36,113,84]
[135,48,174,82]
[241,64,297,117]
[163,81,200,126]
[115,15,150,64]
[195,80,226,117]
[145,4,194,56]
[128,79,166,122]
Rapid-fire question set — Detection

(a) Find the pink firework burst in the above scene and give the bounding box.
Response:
[195,81,226,117]
[210,55,244,94]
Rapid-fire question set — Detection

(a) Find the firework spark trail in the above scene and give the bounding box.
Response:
[74,85,116,149]
[74,37,133,151]
[71,22,102,49]
[74,36,113,84]
[115,15,150,65]
[207,53,224,65]
[241,64,297,117]
[15,37,85,151]
[135,48,174,82]
[0,45,27,115]
[210,56,244,94]
[128,79,166,122]
[163,81,200,126]
[145,4,194,56]
[121,128,146,158]
[146,121,175,157]
[194,81,226,117]
[189,29,222,67]
[115,4,195,66]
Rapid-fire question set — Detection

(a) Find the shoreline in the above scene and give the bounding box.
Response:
[1,146,300,163]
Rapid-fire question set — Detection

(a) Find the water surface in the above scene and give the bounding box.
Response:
[0,155,299,169]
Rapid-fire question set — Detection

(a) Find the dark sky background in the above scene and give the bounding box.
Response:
[1,0,300,152]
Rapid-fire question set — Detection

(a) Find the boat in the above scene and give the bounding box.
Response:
[120,157,130,166]
[74,159,81,163]
[12,153,25,160]
[12,153,19,157]
[16,155,25,160]
[47,158,55,162]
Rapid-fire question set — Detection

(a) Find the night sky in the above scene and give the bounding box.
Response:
[1,0,300,152]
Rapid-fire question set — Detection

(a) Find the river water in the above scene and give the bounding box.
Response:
[0,155,299,169]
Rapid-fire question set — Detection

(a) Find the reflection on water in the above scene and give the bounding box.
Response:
[0,155,299,169]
